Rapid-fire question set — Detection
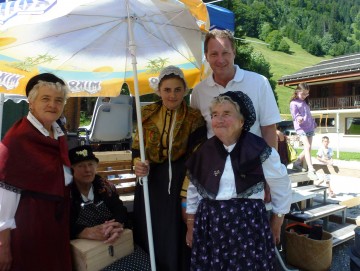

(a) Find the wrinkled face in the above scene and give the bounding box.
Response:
[72,160,98,184]
[205,37,235,78]
[29,85,65,127]
[158,77,186,110]
[297,89,309,100]
[211,101,244,145]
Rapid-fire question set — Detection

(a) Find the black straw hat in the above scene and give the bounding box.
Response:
[218,91,256,132]
[68,145,99,165]
[26,73,66,97]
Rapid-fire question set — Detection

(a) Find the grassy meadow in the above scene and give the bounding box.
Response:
[245,37,331,117]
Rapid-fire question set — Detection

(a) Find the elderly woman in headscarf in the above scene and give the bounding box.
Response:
[0,73,72,271]
[185,91,292,270]
[132,65,207,271]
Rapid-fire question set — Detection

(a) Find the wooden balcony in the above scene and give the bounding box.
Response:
[310,95,360,110]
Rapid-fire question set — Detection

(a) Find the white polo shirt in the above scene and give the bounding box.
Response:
[191,65,281,138]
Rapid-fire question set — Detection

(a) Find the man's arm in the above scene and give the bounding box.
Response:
[261,124,277,149]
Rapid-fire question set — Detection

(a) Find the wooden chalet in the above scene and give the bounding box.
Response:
[278,53,360,154]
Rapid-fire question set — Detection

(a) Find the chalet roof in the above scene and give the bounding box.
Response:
[278,53,360,86]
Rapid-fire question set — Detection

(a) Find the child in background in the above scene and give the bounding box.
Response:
[290,82,318,180]
[316,136,336,197]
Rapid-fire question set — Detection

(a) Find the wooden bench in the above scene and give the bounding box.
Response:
[293,184,328,204]
[313,162,360,178]
[97,160,136,194]
[327,222,358,246]
[94,151,136,211]
[285,204,347,225]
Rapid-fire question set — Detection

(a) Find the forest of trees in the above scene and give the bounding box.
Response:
[205,0,360,56]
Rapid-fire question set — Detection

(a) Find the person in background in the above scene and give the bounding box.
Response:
[0,73,72,271]
[276,124,289,166]
[132,65,207,271]
[69,145,128,242]
[185,91,291,270]
[290,82,318,180]
[316,136,336,197]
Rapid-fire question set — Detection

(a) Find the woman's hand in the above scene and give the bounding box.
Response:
[185,215,195,248]
[103,220,124,244]
[0,229,12,271]
[134,160,150,177]
[78,219,124,244]
[270,214,284,245]
[297,116,304,124]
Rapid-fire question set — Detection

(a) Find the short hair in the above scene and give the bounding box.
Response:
[27,80,68,104]
[210,95,242,119]
[204,29,235,54]
[322,136,329,141]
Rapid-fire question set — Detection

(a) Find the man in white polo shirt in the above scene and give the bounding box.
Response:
[191,29,281,149]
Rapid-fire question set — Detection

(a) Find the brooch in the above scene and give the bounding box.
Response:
[214,170,221,176]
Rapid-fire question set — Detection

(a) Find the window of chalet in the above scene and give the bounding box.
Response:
[345,118,360,135]
[315,117,335,128]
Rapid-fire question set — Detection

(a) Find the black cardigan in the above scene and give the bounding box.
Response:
[70,175,128,239]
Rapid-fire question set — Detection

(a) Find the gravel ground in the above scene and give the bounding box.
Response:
[331,240,353,271]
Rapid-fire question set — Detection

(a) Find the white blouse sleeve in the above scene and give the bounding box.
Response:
[186,182,202,214]
[0,186,21,231]
[263,148,292,214]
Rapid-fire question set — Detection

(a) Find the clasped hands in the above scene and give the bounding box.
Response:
[81,219,124,244]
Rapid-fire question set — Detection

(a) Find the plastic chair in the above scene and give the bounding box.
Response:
[110,95,132,105]
[78,103,133,150]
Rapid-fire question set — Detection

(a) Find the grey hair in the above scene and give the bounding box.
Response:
[210,95,243,119]
[27,80,69,104]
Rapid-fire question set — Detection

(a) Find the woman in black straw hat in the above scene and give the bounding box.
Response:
[0,73,72,271]
[68,145,128,242]
[185,91,292,270]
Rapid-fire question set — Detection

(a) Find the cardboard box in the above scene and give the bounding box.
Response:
[71,229,134,271]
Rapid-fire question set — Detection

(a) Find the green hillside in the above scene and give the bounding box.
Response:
[245,37,331,118]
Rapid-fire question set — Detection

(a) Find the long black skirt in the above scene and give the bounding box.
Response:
[191,198,276,271]
[133,158,190,271]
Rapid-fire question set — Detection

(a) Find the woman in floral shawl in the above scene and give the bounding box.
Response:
[132,66,207,271]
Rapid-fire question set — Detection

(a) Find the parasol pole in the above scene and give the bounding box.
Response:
[126,1,156,270]
[0,93,5,140]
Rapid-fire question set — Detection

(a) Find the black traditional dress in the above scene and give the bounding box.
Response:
[132,101,206,271]
[70,175,128,238]
[186,133,278,271]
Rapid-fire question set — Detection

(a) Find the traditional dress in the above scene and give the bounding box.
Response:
[70,175,128,239]
[186,132,292,271]
[132,100,206,271]
[0,116,72,271]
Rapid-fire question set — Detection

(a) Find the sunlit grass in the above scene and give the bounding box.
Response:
[245,37,331,114]
[295,149,360,162]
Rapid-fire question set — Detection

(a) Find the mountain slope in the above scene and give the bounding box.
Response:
[245,37,331,116]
